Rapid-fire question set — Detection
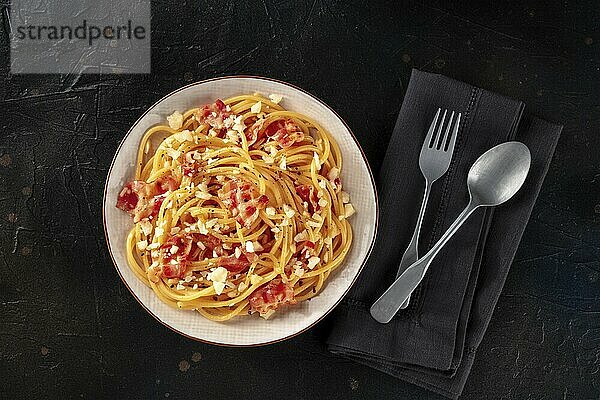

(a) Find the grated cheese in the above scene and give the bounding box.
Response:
[294,230,308,242]
[250,274,261,285]
[167,111,183,130]
[250,101,262,114]
[279,155,287,170]
[206,266,228,295]
[197,220,208,235]
[268,94,283,104]
[307,256,320,270]
[344,203,356,218]
[283,204,295,218]
[340,191,350,203]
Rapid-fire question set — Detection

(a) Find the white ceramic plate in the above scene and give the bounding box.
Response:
[103,76,378,346]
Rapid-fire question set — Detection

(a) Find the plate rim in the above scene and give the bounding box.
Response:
[102,75,379,347]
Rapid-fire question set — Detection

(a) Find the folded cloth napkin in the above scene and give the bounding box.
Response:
[326,69,562,399]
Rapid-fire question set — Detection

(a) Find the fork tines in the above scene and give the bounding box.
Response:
[426,108,462,152]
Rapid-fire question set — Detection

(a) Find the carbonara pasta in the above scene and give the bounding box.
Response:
[116,93,355,321]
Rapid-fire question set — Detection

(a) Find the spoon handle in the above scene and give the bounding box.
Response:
[370,201,480,323]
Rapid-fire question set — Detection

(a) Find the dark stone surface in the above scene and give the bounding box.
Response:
[0,1,598,399]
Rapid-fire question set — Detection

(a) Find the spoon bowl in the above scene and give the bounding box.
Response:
[467,141,531,206]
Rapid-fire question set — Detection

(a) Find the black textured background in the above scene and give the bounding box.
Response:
[1,1,599,399]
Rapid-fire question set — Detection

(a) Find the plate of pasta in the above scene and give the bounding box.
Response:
[103,76,377,346]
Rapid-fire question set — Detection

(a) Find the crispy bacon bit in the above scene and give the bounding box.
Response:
[295,184,319,214]
[116,182,139,212]
[162,263,186,279]
[248,278,297,315]
[264,119,304,148]
[193,99,230,133]
[181,149,206,177]
[247,118,266,146]
[217,253,251,274]
[156,175,179,193]
[116,174,180,222]
[303,241,315,250]
[197,234,221,251]
[296,240,316,261]
[218,179,270,227]
[157,235,193,279]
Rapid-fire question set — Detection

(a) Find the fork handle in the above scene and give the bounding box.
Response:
[396,180,432,309]
[370,201,480,323]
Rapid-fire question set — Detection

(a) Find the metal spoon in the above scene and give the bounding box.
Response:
[370,141,531,324]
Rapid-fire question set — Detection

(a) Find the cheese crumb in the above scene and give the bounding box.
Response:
[174,129,193,142]
[340,191,350,203]
[313,152,321,167]
[265,207,276,217]
[147,243,160,250]
[269,145,278,157]
[250,101,262,114]
[170,227,181,235]
[279,155,287,170]
[318,198,328,207]
[170,245,179,254]
[234,247,242,258]
[268,94,283,104]
[238,282,247,292]
[307,256,320,270]
[207,266,228,295]
[197,220,208,235]
[167,111,184,129]
[250,274,262,285]
[232,115,245,134]
[283,204,295,218]
[344,203,356,218]
[245,241,255,253]
[260,309,276,319]
[318,180,327,189]
[206,218,219,228]
[136,240,148,251]
[197,241,206,250]
[195,191,211,199]
[140,219,153,236]
[294,230,308,242]
[328,167,340,181]
[166,148,181,160]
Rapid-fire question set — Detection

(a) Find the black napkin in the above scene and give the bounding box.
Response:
[326,69,562,399]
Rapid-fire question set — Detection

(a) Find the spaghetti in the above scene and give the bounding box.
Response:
[116,93,355,321]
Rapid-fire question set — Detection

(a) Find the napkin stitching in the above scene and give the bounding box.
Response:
[412,86,480,322]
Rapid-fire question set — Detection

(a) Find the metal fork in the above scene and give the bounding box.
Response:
[396,108,461,309]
